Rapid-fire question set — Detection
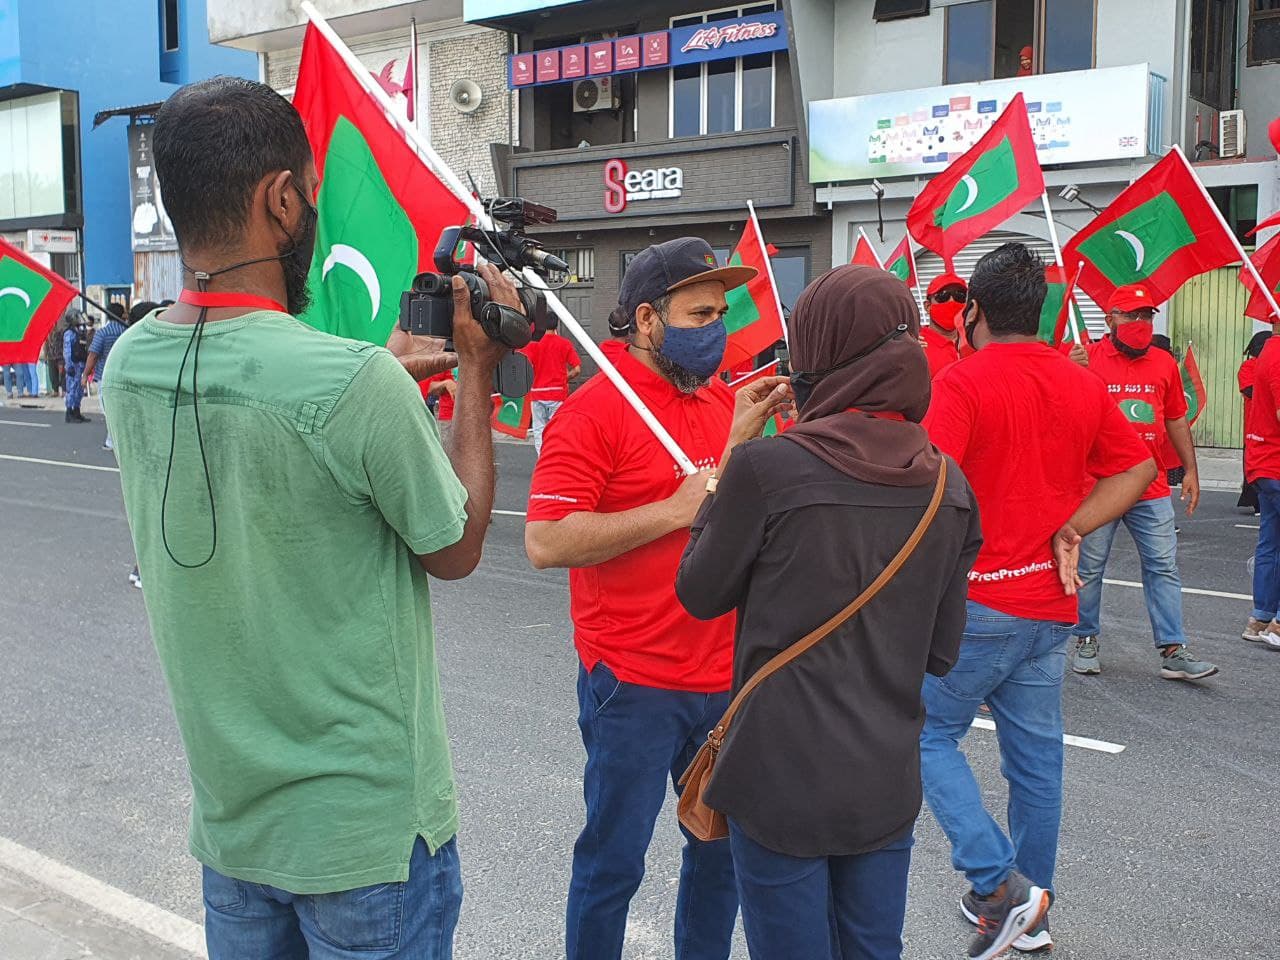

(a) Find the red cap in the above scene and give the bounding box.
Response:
[927,273,967,297]
[1106,284,1159,313]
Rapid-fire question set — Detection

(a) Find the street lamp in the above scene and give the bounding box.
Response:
[1059,184,1102,215]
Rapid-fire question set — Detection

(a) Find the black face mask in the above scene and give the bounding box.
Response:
[790,323,909,411]
[280,184,318,316]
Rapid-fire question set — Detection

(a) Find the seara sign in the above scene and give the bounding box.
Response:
[603,159,684,213]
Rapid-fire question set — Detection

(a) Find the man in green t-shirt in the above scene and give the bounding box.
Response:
[103,77,511,959]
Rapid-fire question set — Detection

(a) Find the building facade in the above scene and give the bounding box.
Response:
[0,0,256,301]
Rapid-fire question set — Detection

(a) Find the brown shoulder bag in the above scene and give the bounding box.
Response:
[677,460,949,842]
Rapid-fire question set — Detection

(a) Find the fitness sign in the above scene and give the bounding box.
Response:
[603,159,684,213]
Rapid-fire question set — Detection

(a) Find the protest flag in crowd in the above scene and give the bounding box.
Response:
[293,22,469,346]
[884,235,918,288]
[1064,149,1238,310]
[907,92,1043,269]
[728,361,789,435]
[1038,262,1089,348]
[1242,231,1280,321]
[491,391,531,439]
[1180,344,1207,426]
[0,237,78,365]
[851,228,883,268]
[719,205,786,374]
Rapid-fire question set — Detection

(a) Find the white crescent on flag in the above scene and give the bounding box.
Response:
[956,175,979,214]
[1115,230,1146,272]
[321,244,381,326]
[0,286,32,308]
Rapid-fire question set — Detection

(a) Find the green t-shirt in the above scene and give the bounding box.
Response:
[102,310,468,894]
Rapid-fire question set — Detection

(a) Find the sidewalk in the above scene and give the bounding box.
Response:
[0,866,198,960]
[0,393,101,415]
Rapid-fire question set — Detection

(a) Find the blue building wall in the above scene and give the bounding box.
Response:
[0,0,256,285]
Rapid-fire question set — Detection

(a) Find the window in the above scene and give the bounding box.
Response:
[669,4,777,138]
[1249,0,1280,65]
[1190,0,1238,110]
[873,0,930,21]
[162,0,180,52]
[945,0,1094,84]
[1209,185,1258,245]
[546,247,595,284]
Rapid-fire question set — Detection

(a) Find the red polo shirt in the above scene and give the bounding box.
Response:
[1084,337,1188,500]
[527,348,736,692]
[921,326,961,379]
[526,331,582,403]
[1246,338,1280,482]
[925,341,1151,623]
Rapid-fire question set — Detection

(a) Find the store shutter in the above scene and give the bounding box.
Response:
[914,230,1107,339]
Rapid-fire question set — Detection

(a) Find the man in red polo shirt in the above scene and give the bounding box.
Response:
[922,243,1154,958]
[922,272,968,377]
[1068,285,1217,681]
[525,238,761,960]
[1243,315,1280,647]
[525,320,581,453]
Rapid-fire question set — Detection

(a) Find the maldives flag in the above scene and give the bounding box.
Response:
[884,236,917,288]
[719,209,785,374]
[293,23,469,346]
[1242,232,1280,321]
[907,93,1043,266]
[1038,263,1089,347]
[1064,149,1238,309]
[491,391,531,439]
[0,238,77,364]
[851,229,883,268]
[1180,344,1207,426]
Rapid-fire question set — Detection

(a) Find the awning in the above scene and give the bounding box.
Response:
[92,102,164,129]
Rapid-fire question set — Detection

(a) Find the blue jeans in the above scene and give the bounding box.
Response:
[729,821,913,960]
[1252,478,1280,619]
[202,836,462,960]
[567,662,737,960]
[21,362,39,395]
[920,601,1069,897]
[2,364,14,394]
[1073,496,1186,647]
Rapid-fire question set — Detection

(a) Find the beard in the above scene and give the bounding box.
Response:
[653,349,709,394]
[281,212,317,316]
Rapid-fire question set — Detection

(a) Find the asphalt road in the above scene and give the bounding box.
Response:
[1,405,1277,959]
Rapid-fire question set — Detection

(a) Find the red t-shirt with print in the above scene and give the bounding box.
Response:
[1246,338,1280,482]
[527,347,736,692]
[1084,337,1188,500]
[924,341,1151,623]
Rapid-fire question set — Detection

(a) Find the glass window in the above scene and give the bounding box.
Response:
[706,59,736,134]
[669,3,777,138]
[1042,0,1095,73]
[1190,0,1238,109]
[769,249,808,314]
[946,1,994,84]
[993,0,1036,79]
[163,0,180,51]
[1248,0,1280,66]
[672,65,702,138]
[741,53,773,130]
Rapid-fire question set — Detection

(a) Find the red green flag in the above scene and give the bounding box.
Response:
[851,229,883,268]
[1064,149,1239,310]
[0,238,77,364]
[719,208,785,374]
[1180,344,1207,426]
[1038,263,1089,347]
[490,390,531,439]
[884,236,917,288]
[907,93,1044,266]
[293,23,470,345]
[1242,232,1280,321]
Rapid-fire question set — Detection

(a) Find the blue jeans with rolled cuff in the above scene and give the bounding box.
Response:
[1252,477,1280,620]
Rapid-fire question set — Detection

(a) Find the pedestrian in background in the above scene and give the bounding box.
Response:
[82,305,129,450]
[62,315,89,423]
[524,318,581,454]
[43,322,65,397]
[676,265,979,960]
[922,243,1154,958]
[1239,331,1270,514]
[922,272,968,378]
[1242,315,1280,648]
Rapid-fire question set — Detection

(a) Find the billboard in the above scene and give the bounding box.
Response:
[464,0,584,22]
[128,123,178,252]
[809,64,1151,184]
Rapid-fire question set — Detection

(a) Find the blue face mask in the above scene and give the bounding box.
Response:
[658,319,727,380]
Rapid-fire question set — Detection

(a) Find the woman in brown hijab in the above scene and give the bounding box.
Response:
[676,265,982,960]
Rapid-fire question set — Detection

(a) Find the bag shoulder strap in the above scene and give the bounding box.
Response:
[709,459,948,742]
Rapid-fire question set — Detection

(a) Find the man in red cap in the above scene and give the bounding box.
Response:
[922,273,969,377]
[1017,46,1034,76]
[1068,284,1217,680]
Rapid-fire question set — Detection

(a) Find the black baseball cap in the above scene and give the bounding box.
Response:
[618,237,757,320]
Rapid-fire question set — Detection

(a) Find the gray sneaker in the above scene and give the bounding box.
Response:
[1160,646,1219,680]
[962,891,1054,952]
[1071,636,1101,674]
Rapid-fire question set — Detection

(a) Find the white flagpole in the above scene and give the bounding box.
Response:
[1067,259,1085,345]
[856,225,885,268]
[747,200,788,349]
[1040,191,1065,267]
[408,17,419,126]
[1173,144,1280,322]
[727,359,780,387]
[300,2,698,475]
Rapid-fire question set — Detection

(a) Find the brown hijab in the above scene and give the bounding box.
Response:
[782,264,942,486]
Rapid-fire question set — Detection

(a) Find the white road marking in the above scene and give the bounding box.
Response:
[970,717,1126,754]
[0,835,206,957]
[492,508,526,517]
[1235,523,1260,530]
[1103,577,1250,602]
[0,453,119,472]
[0,419,49,428]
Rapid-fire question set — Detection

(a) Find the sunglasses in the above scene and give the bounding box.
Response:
[931,289,967,304]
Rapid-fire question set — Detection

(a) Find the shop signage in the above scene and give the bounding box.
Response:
[507,11,787,89]
[809,64,1152,183]
[25,229,78,253]
[603,159,684,213]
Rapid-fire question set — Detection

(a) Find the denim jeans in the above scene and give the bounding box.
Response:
[920,601,1069,897]
[567,662,737,960]
[729,821,913,960]
[531,400,561,454]
[202,836,462,960]
[21,363,39,395]
[1073,495,1186,648]
[2,364,14,395]
[1252,478,1280,620]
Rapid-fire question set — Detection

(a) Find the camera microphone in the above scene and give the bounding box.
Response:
[523,248,570,274]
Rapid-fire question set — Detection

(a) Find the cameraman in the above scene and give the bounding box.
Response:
[101,77,508,959]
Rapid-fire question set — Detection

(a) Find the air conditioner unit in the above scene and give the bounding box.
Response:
[573,78,619,113]
[1220,109,1246,159]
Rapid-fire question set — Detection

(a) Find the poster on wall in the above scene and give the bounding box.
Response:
[809,64,1152,183]
[128,123,178,252]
